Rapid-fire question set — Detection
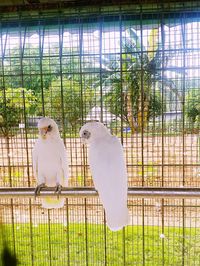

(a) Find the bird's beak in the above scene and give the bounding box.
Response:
[80,135,86,143]
[81,137,84,143]
[40,127,48,139]
[80,137,88,147]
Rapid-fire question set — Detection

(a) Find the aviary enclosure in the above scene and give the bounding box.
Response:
[0,0,200,265]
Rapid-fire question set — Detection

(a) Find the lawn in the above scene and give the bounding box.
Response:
[1,223,200,266]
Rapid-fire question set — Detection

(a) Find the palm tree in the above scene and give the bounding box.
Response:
[100,27,178,134]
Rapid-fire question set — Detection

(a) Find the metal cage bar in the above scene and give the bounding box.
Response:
[1,2,200,266]
[1,187,200,198]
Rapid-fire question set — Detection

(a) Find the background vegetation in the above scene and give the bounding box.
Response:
[0,28,198,137]
[2,223,200,266]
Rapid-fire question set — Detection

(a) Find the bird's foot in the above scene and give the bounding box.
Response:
[34,183,46,199]
[55,184,62,199]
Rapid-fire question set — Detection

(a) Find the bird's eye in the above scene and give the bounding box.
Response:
[82,130,91,139]
[47,125,52,132]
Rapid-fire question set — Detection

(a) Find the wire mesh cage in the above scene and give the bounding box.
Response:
[1,1,200,265]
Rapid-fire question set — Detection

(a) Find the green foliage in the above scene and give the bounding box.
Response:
[3,48,53,92]
[104,81,163,124]
[39,78,95,130]
[185,88,200,123]
[2,46,82,93]
[0,88,36,137]
[3,223,200,265]
[99,28,175,133]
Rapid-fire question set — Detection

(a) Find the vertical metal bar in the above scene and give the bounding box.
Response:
[79,19,84,125]
[0,22,16,256]
[99,15,108,265]
[38,16,45,116]
[119,12,124,142]
[84,197,88,266]
[119,11,126,266]
[181,14,186,266]
[0,25,11,185]
[139,5,145,266]
[21,26,27,59]
[19,14,34,265]
[58,11,70,263]
[2,27,8,61]
[22,91,34,266]
[122,226,126,266]
[103,210,107,265]
[99,17,103,123]
[58,16,67,144]
[160,12,165,266]
[78,17,89,266]
[79,19,86,185]
[47,209,52,266]
[19,23,30,186]
[18,14,25,85]
[28,202,34,266]
[65,198,70,266]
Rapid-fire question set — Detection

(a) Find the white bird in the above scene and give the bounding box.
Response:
[79,121,129,231]
[32,117,69,209]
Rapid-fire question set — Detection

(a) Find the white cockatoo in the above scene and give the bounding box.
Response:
[32,117,69,209]
[79,121,129,231]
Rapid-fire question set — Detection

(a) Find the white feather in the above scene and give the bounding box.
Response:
[32,117,69,209]
[80,122,129,231]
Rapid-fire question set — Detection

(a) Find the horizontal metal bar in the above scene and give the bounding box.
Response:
[0,187,200,199]
[1,164,200,168]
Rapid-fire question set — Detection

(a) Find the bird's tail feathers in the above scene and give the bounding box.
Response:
[106,207,130,231]
[41,197,65,209]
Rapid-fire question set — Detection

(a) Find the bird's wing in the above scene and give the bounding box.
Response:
[89,135,129,231]
[32,140,39,180]
[89,136,127,189]
[58,140,69,186]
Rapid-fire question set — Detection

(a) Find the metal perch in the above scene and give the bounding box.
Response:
[0,187,200,199]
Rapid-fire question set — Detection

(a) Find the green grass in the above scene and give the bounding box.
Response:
[1,224,200,266]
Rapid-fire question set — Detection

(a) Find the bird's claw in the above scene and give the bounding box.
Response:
[55,184,62,199]
[34,183,46,199]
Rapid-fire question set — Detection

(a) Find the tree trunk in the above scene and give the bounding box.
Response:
[126,91,136,135]
[137,99,149,132]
